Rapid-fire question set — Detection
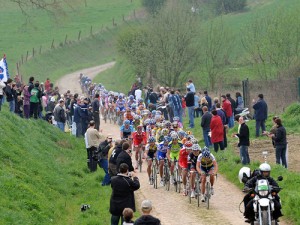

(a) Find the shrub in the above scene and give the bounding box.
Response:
[213,0,247,14]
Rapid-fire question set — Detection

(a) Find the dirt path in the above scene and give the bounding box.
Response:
[57,62,290,225]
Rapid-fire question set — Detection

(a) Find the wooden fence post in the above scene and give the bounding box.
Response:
[21,55,23,64]
[26,51,29,61]
[32,48,35,57]
[39,45,42,54]
[16,62,19,75]
[65,34,68,44]
[51,39,55,49]
[78,31,81,41]
[90,26,93,36]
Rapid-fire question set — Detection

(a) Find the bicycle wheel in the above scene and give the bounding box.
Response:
[187,176,191,204]
[139,151,142,173]
[206,181,211,209]
[153,163,157,189]
[104,110,107,123]
[177,167,181,194]
[174,167,178,192]
[196,175,201,207]
[165,166,170,191]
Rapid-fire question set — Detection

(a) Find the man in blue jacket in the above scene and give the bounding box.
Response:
[253,94,268,137]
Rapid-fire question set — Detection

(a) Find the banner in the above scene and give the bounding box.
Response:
[0,55,10,82]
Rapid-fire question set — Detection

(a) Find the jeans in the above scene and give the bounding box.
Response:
[9,100,15,113]
[98,158,111,185]
[202,128,212,148]
[255,120,266,137]
[228,115,234,128]
[239,145,250,165]
[173,108,183,123]
[76,122,82,137]
[187,106,195,128]
[275,145,287,168]
[23,104,30,119]
[111,215,124,225]
[213,141,224,152]
[56,122,65,132]
[194,107,200,118]
[93,112,100,131]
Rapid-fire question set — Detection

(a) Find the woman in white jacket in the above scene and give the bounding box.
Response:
[0,78,6,111]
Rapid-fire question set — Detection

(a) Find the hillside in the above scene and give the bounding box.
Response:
[0,109,111,225]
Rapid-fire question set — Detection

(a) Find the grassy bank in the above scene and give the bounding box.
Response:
[0,108,114,225]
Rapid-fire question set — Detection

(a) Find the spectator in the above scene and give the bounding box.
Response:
[268,118,287,168]
[210,109,224,152]
[5,78,15,113]
[98,135,113,186]
[169,90,182,123]
[15,95,23,118]
[235,92,244,114]
[92,93,100,131]
[134,200,161,225]
[28,76,34,93]
[253,94,268,137]
[200,97,209,116]
[203,91,212,111]
[211,97,219,111]
[110,163,140,225]
[30,82,42,119]
[226,93,236,128]
[201,106,212,148]
[135,87,142,104]
[123,208,134,225]
[22,85,31,119]
[116,142,134,173]
[85,120,101,172]
[109,140,126,177]
[215,102,227,149]
[233,115,250,165]
[73,98,83,137]
[186,79,195,93]
[44,78,51,93]
[185,88,195,128]
[148,88,158,106]
[81,98,90,135]
[194,93,200,118]
[221,95,232,126]
[0,77,6,111]
[53,99,66,131]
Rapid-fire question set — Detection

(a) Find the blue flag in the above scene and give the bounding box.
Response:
[0,55,10,82]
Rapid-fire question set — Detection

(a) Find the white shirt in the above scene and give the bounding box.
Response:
[187,83,195,93]
[135,89,142,101]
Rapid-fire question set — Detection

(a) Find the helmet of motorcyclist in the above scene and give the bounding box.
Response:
[238,167,251,183]
[259,163,271,178]
[202,147,210,158]
[148,136,156,143]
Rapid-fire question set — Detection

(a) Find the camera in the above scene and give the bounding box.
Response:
[80,204,90,212]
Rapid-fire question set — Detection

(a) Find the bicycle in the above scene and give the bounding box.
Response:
[150,158,158,189]
[201,173,216,209]
[173,159,181,193]
[187,171,201,206]
[134,144,144,173]
[163,158,170,191]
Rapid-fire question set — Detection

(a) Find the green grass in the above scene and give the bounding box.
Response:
[1,0,140,74]
[0,107,115,225]
[183,104,300,224]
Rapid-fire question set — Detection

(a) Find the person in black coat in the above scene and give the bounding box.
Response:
[252,94,268,137]
[109,140,126,177]
[233,115,250,165]
[116,142,134,173]
[185,88,195,128]
[201,106,212,148]
[110,163,140,225]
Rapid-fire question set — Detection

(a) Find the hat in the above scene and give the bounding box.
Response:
[141,200,152,209]
[107,134,113,139]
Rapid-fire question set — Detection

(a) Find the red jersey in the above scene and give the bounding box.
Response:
[179,148,189,169]
[132,131,147,146]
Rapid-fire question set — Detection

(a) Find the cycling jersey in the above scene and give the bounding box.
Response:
[127,100,135,108]
[145,143,158,159]
[197,153,216,173]
[132,131,147,146]
[168,141,183,160]
[120,125,134,138]
[179,148,189,169]
[116,99,126,111]
[124,112,134,121]
[157,142,169,160]
[188,152,198,171]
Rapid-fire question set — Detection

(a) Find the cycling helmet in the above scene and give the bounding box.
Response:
[138,98,144,103]
[173,116,180,122]
[192,144,201,151]
[131,103,137,109]
[118,95,122,99]
[191,138,198,144]
[155,111,162,115]
[141,109,150,116]
[134,114,141,120]
[161,128,169,136]
[150,119,156,125]
[186,135,194,140]
[151,110,156,116]
[148,136,156,143]
[163,136,170,143]
[259,163,271,177]
[129,95,134,100]
[143,119,151,126]
[184,141,193,148]
[178,130,187,138]
[165,121,171,128]
[202,147,210,158]
[238,167,251,183]
[171,132,179,140]
[124,120,130,125]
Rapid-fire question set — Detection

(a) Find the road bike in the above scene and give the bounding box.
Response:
[173,159,181,193]
[150,158,158,189]
[163,158,170,191]
[187,171,201,207]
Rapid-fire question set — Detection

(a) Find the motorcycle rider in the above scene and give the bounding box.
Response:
[243,163,283,223]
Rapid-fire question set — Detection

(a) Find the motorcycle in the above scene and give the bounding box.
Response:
[243,177,283,225]
[237,108,253,121]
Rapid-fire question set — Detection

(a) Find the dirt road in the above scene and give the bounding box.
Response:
[57,62,290,225]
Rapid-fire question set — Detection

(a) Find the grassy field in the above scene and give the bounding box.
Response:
[1,0,140,75]
[0,106,119,225]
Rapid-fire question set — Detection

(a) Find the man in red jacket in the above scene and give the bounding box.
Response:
[210,109,224,152]
[221,95,232,126]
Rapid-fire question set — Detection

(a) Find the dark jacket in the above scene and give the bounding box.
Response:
[245,174,278,189]
[53,105,66,123]
[253,98,268,121]
[98,140,111,159]
[227,97,236,112]
[185,91,194,107]
[117,151,134,172]
[272,125,287,146]
[149,92,158,104]
[73,104,82,123]
[201,111,212,130]
[5,85,14,102]
[134,215,161,225]
[236,123,250,147]
[92,98,100,113]
[205,95,212,110]
[110,174,140,216]
[109,145,123,165]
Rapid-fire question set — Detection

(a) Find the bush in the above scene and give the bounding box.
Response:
[142,0,166,15]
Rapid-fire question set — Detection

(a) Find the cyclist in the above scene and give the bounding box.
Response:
[157,136,170,186]
[132,125,147,169]
[188,144,201,198]
[167,133,183,184]
[123,107,135,124]
[144,136,158,184]
[178,130,187,144]
[179,141,193,196]
[120,120,134,146]
[133,114,141,130]
[115,95,126,117]
[196,147,218,202]
[127,95,135,109]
